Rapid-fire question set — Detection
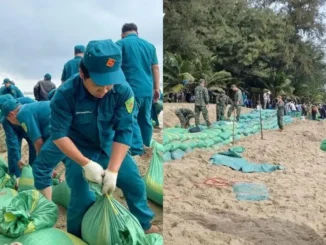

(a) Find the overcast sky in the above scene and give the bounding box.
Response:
[0,0,163,93]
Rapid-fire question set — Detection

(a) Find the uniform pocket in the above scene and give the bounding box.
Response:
[74,113,94,125]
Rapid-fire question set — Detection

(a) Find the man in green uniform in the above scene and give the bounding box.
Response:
[215,90,228,121]
[175,108,195,128]
[276,96,284,131]
[0,78,24,98]
[194,79,211,127]
[227,84,243,121]
[61,45,85,83]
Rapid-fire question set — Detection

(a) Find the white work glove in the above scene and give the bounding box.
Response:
[102,169,118,194]
[82,160,105,185]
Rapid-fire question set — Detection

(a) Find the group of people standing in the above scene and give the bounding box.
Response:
[0,23,160,238]
[175,80,244,128]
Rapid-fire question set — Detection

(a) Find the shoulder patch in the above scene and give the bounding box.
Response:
[21,122,28,133]
[125,97,134,114]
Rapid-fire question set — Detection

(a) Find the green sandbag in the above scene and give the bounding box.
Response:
[155,100,163,111]
[165,141,181,151]
[0,188,17,208]
[179,140,197,151]
[0,190,58,238]
[163,151,172,162]
[18,165,35,192]
[12,228,87,245]
[0,158,16,189]
[81,183,163,245]
[52,180,71,209]
[204,139,215,147]
[144,141,163,205]
[220,131,232,140]
[196,140,206,148]
[321,139,326,151]
[0,234,12,244]
[212,136,223,144]
[171,149,185,160]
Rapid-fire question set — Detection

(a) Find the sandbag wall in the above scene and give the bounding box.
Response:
[163,110,294,162]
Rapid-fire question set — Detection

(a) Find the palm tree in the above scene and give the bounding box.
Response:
[163,52,195,93]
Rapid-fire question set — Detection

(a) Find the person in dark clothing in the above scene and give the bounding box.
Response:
[312,105,318,120]
[33,73,56,101]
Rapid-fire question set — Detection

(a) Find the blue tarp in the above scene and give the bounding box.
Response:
[209,147,284,173]
[233,183,269,201]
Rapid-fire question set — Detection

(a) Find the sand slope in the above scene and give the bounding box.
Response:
[164,103,326,245]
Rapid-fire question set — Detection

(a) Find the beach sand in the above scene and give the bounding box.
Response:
[0,113,163,235]
[164,103,326,245]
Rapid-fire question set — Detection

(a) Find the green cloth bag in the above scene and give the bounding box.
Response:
[0,157,16,189]
[52,180,71,209]
[11,228,87,245]
[0,190,58,238]
[17,165,35,192]
[144,141,163,205]
[81,183,163,245]
[0,188,18,208]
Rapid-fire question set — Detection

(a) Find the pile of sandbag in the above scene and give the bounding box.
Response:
[0,156,86,245]
[163,110,294,162]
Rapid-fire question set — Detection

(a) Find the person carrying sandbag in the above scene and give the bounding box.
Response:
[0,94,65,200]
[49,39,158,239]
[0,95,36,186]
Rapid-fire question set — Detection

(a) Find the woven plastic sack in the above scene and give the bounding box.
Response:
[81,183,163,245]
[220,131,232,140]
[164,141,181,152]
[179,140,197,151]
[52,180,71,209]
[163,152,172,162]
[144,141,163,205]
[0,188,17,208]
[17,165,35,192]
[0,158,16,189]
[11,228,87,245]
[0,234,12,244]
[171,149,185,160]
[0,190,58,237]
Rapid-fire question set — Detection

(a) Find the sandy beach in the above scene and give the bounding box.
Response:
[163,103,326,245]
[0,112,163,235]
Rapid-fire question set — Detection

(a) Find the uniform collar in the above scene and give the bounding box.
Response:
[74,56,82,60]
[124,33,138,39]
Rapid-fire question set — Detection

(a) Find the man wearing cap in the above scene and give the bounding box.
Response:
[61,45,85,83]
[33,73,56,101]
[0,78,24,98]
[0,95,36,182]
[0,95,65,200]
[50,39,158,237]
[227,84,243,121]
[116,23,160,156]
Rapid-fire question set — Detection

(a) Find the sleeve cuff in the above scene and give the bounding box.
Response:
[51,131,68,141]
[113,135,131,147]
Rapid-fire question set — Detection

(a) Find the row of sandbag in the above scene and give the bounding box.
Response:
[0,157,163,245]
[163,114,293,162]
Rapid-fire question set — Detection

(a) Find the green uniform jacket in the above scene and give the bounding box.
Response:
[194,86,209,106]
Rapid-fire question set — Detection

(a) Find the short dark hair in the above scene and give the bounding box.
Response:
[122,23,138,33]
[79,59,90,79]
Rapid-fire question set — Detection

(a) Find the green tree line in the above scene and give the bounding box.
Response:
[163,0,326,103]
